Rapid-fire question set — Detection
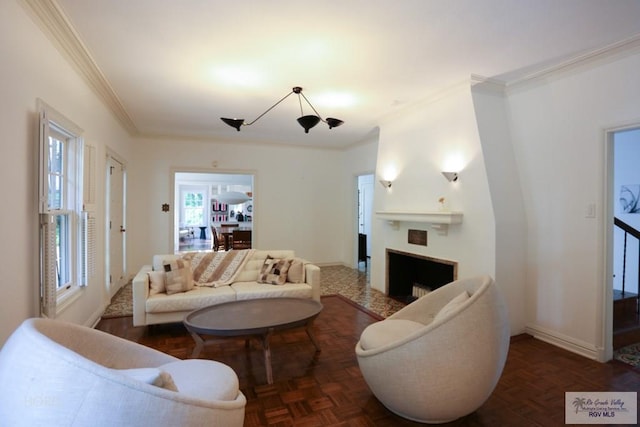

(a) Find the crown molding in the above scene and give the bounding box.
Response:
[470,75,507,95]
[507,34,640,91]
[20,0,138,135]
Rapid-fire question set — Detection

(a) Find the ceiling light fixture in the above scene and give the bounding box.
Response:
[221,86,344,134]
[215,191,251,204]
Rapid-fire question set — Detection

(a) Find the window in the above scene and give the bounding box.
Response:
[182,191,205,226]
[38,100,85,317]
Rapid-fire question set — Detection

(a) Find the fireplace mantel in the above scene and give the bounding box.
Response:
[376,211,463,235]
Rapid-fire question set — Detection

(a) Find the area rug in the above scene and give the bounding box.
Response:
[101,281,133,318]
[614,342,640,368]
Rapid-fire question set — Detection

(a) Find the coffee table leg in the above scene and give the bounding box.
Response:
[189,330,205,358]
[306,320,321,352]
[262,329,274,384]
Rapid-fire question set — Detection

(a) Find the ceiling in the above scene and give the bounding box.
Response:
[40,0,640,148]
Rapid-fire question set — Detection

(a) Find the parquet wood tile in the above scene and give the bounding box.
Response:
[97,295,640,426]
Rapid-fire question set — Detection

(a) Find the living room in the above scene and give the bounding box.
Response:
[2,0,640,414]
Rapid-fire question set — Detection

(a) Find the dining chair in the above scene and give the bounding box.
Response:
[210,226,221,251]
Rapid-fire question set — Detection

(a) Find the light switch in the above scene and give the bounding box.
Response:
[585,203,596,218]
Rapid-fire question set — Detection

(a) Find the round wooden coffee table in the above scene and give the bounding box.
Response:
[184,298,323,384]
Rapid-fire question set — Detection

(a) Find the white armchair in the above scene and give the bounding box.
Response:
[0,318,246,426]
[355,275,509,424]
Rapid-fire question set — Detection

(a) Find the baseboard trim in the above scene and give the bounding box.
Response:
[87,308,104,329]
[525,324,603,361]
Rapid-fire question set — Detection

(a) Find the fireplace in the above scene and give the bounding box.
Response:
[386,249,457,303]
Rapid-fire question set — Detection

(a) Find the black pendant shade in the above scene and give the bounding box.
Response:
[220,118,244,131]
[326,118,344,129]
[220,86,344,134]
[297,115,321,133]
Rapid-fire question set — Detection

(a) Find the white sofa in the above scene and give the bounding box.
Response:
[133,249,321,326]
[0,318,246,426]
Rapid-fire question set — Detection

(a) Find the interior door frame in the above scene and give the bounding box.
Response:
[354,172,375,268]
[170,167,256,252]
[603,122,640,362]
[105,148,127,299]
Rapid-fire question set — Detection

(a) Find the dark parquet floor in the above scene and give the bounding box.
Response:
[97,294,640,426]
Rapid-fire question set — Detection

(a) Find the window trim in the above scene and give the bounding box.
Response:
[38,99,85,317]
[181,188,206,227]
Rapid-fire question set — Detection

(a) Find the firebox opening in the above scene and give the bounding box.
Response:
[386,249,457,304]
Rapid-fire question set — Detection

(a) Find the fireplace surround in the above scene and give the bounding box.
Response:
[386,249,457,303]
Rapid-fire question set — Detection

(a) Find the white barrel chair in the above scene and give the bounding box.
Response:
[0,318,246,426]
[355,275,509,424]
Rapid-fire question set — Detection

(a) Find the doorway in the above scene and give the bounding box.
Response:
[173,171,254,252]
[357,174,374,268]
[106,153,127,299]
[609,127,640,355]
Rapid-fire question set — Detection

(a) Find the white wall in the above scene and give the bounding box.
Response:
[370,47,640,358]
[0,1,133,345]
[371,84,508,325]
[127,138,353,271]
[507,50,640,359]
[341,133,380,267]
[471,80,528,336]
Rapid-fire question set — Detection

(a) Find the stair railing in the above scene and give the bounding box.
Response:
[614,217,640,297]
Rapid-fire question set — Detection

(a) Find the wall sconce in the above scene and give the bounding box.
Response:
[379,180,393,189]
[442,172,459,182]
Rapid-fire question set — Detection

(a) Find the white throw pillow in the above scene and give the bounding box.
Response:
[163,258,194,295]
[359,319,424,350]
[148,271,166,295]
[287,258,306,283]
[434,291,470,322]
[118,367,178,391]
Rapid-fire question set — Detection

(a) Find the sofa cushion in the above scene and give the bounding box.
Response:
[258,256,291,285]
[235,250,295,282]
[359,319,425,350]
[159,360,239,401]
[146,286,236,313]
[231,281,312,300]
[164,259,194,295]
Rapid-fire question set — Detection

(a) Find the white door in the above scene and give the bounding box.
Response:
[108,155,126,298]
